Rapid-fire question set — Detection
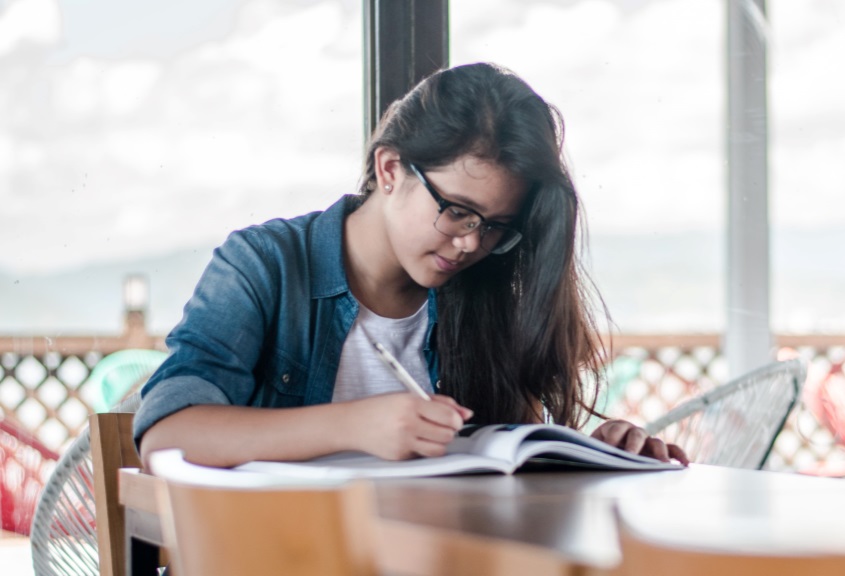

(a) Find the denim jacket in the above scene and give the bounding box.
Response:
[133,195,439,444]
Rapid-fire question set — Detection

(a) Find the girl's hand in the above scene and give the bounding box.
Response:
[344,393,473,461]
[590,419,690,466]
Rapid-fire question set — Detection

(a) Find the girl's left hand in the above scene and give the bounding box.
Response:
[590,419,690,466]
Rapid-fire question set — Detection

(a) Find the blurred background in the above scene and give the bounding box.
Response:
[0,0,845,575]
[1,0,843,337]
[0,1,844,561]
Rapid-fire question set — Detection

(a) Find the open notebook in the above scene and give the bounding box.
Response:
[236,423,684,480]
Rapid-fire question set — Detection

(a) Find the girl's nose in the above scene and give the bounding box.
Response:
[452,230,482,254]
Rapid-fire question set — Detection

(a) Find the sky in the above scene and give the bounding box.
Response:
[1,0,364,274]
[0,0,843,332]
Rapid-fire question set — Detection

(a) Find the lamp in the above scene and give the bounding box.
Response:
[123,275,149,313]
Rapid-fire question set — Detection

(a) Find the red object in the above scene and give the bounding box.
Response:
[798,361,845,478]
[0,418,60,535]
[817,367,845,442]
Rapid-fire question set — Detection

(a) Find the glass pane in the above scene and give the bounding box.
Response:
[0,0,363,335]
[451,0,725,333]
[769,1,845,333]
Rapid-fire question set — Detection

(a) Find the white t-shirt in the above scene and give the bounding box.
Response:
[332,301,433,403]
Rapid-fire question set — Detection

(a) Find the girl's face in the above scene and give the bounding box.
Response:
[383,155,528,288]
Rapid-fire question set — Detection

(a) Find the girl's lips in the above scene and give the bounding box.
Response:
[433,253,461,273]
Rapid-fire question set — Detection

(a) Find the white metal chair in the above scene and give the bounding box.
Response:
[645,359,806,469]
[29,428,99,575]
[29,389,147,575]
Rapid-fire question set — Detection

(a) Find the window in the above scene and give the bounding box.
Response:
[769,1,845,333]
[452,0,725,333]
[0,0,363,335]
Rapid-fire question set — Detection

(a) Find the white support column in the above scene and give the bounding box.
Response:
[725,0,772,378]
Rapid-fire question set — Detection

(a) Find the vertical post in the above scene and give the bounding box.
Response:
[725,0,772,377]
[364,0,449,137]
[122,274,150,348]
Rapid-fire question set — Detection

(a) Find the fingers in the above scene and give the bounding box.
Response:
[622,426,650,455]
[642,437,670,462]
[351,393,472,461]
[667,443,690,466]
[591,419,637,448]
[410,437,453,458]
[592,419,690,465]
[426,394,474,426]
[413,395,473,451]
[415,414,460,445]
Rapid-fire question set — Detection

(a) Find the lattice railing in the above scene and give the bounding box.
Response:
[0,351,102,451]
[0,313,164,452]
[604,334,845,474]
[0,329,843,475]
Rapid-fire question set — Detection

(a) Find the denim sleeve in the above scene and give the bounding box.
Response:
[133,226,282,444]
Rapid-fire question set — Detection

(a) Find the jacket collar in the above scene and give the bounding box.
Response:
[308,194,439,332]
[309,195,363,299]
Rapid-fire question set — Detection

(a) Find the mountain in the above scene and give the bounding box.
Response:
[2,228,844,336]
[590,228,845,333]
[0,246,215,335]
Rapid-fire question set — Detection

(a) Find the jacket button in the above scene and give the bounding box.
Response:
[282,373,290,383]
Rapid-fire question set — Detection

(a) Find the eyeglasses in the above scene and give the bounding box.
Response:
[409,163,523,255]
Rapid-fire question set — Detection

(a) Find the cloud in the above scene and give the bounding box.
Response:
[453,0,724,233]
[454,0,845,235]
[101,61,161,116]
[0,0,363,274]
[1,0,843,277]
[0,0,60,57]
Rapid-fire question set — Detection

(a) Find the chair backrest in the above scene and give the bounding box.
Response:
[30,390,145,576]
[29,428,98,576]
[645,359,806,469]
[1,417,59,536]
[149,449,379,576]
[29,361,154,576]
[86,349,168,413]
[616,503,845,576]
[90,411,141,576]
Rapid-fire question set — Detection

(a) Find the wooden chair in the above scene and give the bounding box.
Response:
[30,394,147,576]
[615,504,845,576]
[149,449,380,576]
[645,359,806,469]
[31,352,164,576]
[90,398,168,576]
[90,411,142,576]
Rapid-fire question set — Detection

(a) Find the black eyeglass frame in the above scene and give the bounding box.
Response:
[408,163,523,255]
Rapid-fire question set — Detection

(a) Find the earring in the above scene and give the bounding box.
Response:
[384,184,393,192]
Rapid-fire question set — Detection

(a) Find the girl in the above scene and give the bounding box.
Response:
[136,62,687,468]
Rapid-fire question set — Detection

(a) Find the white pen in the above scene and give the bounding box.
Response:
[359,325,432,400]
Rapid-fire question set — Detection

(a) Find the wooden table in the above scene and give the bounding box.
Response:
[119,464,845,576]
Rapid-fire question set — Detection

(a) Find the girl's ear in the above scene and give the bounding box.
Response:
[373,147,403,194]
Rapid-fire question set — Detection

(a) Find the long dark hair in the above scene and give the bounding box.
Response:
[360,63,607,428]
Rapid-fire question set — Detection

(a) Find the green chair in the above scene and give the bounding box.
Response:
[86,349,167,413]
[584,355,643,433]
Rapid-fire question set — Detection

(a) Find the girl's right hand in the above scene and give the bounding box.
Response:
[343,393,473,461]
